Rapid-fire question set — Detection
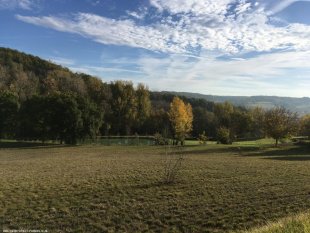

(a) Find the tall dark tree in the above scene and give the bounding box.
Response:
[19,94,83,144]
[18,95,49,141]
[249,107,266,138]
[214,102,234,129]
[77,97,103,141]
[230,109,251,139]
[109,81,137,135]
[192,107,216,138]
[45,94,82,144]
[144,108,171,137]
[135,83,151,134]
[0,91,19,139]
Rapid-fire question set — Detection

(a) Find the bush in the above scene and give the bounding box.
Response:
[154,133,169,145]
[217,127,232,144]
[198,131,208,145]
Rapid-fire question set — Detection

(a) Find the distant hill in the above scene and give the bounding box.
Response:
[160,91,310,115]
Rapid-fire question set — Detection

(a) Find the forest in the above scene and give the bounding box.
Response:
[0,47,309,144]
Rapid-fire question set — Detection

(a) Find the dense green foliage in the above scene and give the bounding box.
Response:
[0,48,304,144]
[0,91,19,139]
[18,94,96,144]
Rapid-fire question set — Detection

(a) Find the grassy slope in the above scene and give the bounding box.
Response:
[239,211,310,233]
[0,142,309,232]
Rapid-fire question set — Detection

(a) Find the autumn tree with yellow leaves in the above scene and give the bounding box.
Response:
[168,97,193,145]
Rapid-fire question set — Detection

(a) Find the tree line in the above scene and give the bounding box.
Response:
[0,47,309,145]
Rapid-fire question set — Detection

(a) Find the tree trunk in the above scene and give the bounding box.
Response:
[275,138,279,147]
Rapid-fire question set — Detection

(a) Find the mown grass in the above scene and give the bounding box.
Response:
[0,142,309,232]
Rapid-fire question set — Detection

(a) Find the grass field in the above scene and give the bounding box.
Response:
[0,141,309,232]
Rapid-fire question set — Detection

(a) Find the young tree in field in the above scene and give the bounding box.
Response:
[168,97,193,145]
[299,114,310,139]
[0,91,19,139]
[264,107,298,146]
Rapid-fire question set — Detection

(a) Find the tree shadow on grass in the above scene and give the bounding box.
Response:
[133,182,166,189]
[263,156,310,161]
[0,141,73,149]
[165,146,261,155]
[242,145,310,161]
[133,180,183,189]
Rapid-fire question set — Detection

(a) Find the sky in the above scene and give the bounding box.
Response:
[0,0,310,97]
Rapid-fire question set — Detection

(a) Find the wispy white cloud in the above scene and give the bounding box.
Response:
[0,0,39,10]
[66,50,310,97]
[72,65,144,75]
[16,13,184,53]
[149,0,234,16]
[135,50,310,96]
[260,0,310,15]
[13,0,310,96]
[16,1,310,55]
[48,57,76,66]
[126,7,148,20]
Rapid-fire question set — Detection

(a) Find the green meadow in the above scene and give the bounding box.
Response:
[1,141,309,232]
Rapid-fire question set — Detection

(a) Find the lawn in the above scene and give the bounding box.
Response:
[0,142,309,232]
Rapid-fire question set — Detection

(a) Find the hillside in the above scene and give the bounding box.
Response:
[1,47,309,116]
[161,91,310,115]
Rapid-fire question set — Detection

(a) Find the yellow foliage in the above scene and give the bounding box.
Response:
[168,97,193,142]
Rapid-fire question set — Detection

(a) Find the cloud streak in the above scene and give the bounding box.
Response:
[135,50,310,96]
[16,1,310,55]
[0,0,39,10]
[262,0,310,14]
[13,0,310,97]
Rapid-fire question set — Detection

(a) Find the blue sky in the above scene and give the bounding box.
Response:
[0,0,310,97]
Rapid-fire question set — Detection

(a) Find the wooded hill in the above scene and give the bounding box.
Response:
[0,47,308,144]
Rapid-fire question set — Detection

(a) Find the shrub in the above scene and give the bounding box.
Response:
[217,127,232,144]
[154,133,169,145]
[198,131,208,145]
